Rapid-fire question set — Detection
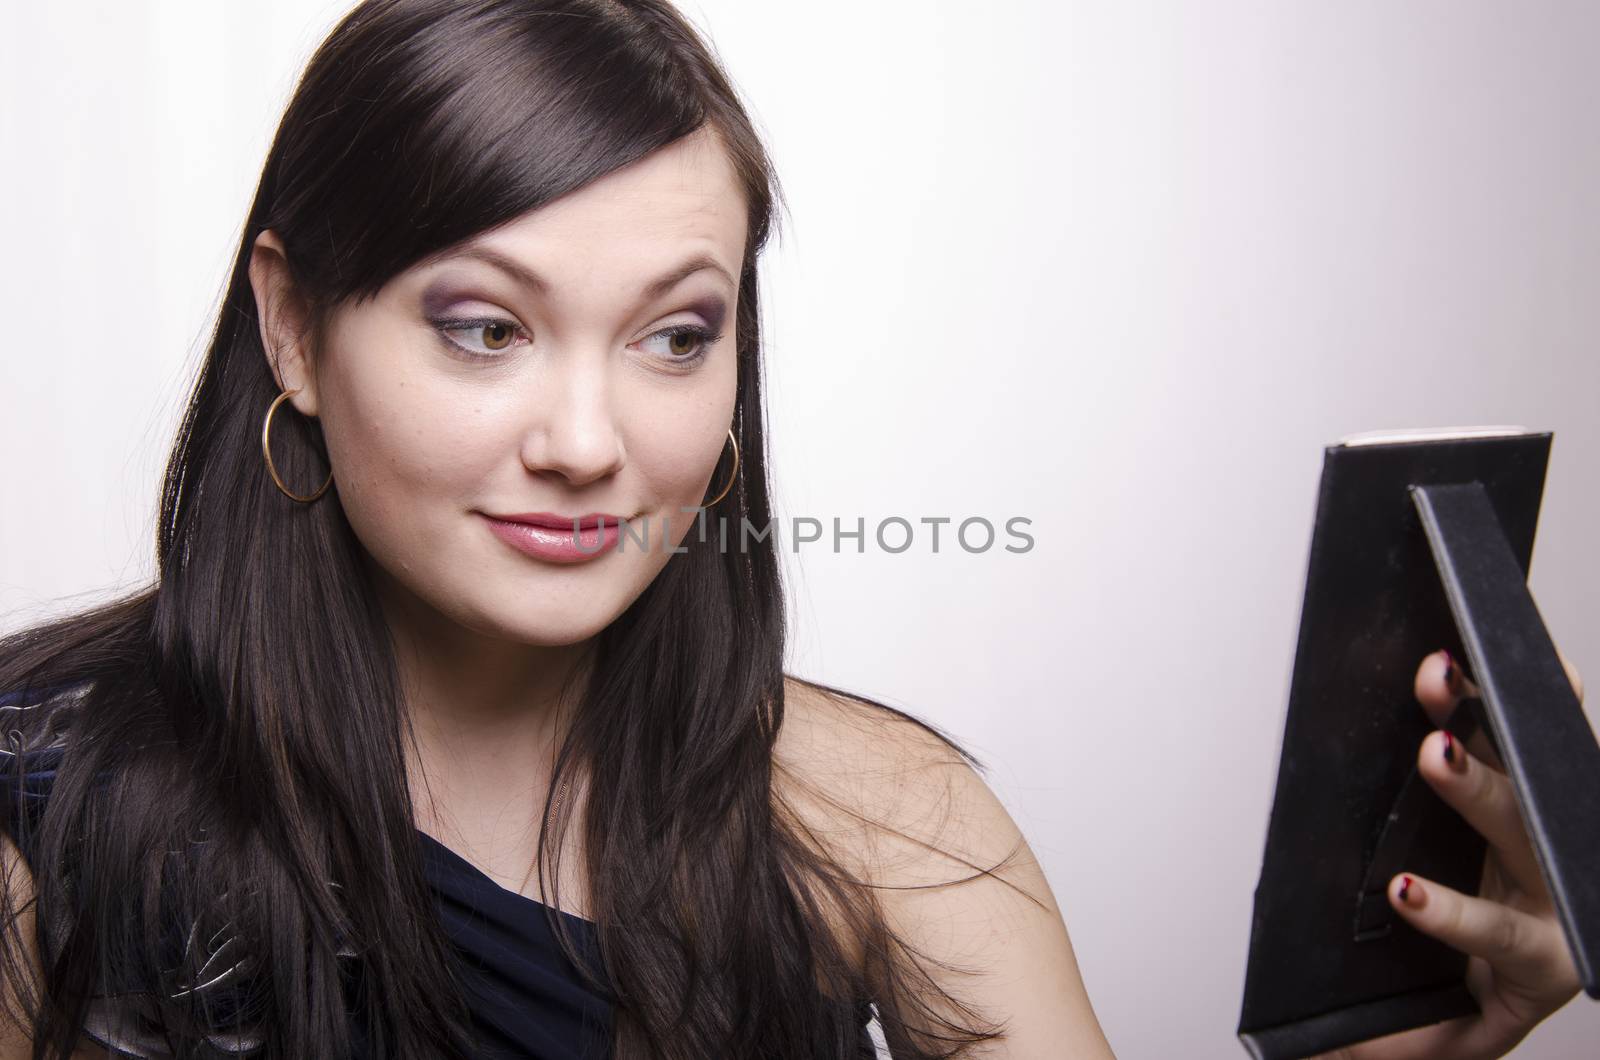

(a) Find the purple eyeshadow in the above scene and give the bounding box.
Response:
[684,296,728,334]
[419,274,729,332]
[419,280,475,318]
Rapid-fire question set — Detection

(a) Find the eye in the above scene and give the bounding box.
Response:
[636,323,723,368]
[430,317,531,360]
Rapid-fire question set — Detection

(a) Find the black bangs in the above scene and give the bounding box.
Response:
[265,0,712,305]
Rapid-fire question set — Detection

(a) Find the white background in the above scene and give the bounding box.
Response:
[3,2,1597,1056]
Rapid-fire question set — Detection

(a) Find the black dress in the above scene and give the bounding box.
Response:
[0,682,879,1058]
[413,828,614,1058]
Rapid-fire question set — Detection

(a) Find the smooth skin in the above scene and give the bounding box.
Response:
[1313,649,1586,1060]
[1,646,1586,1056]
[0,837,111,1058]
[251,126,747,915]
[780,647,1585,1058]
[1,120,1587,1055]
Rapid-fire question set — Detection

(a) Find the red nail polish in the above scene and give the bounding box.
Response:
[1398,875,1413,904]
[1441,651,1466,695]
[1442,731,1454,764]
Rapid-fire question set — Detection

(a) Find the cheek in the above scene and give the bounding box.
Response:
[627,386,736,510]
[635,422,732,520]
[316,352,500,569]
[631,353,739,507]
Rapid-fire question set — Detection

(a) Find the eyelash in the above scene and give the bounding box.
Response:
[429,317,723,368]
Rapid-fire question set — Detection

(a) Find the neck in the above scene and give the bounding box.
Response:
[370,563,595,854]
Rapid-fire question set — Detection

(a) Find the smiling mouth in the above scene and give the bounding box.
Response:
[480,512,630,565]
[485,511,631,531]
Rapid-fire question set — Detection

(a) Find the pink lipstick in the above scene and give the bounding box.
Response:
[481,511,627,564]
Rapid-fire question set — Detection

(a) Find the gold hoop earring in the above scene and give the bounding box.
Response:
[704,428,739,508]
[262,388,334,503]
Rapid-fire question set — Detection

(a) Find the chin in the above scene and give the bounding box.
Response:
[513,622,609,648]
[466,605,619,649]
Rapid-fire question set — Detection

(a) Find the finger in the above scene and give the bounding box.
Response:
[1554,644,1584,704]
[1389,872,1561,981]
[1309,1005,1484,1060]
[1413,650,1462,729]
[1418,730,1545,899]
[1305,1014,1478,1060]
[1414,650,1499,767]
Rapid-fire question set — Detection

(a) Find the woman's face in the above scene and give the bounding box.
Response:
[253,127,747,647]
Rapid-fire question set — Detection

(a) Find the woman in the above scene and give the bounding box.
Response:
[0,1,1584,1057]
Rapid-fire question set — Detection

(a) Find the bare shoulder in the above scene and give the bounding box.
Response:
[773,675,1116,1059]
[774,676,972,809]
[0,833,34,1059]
[774,674,1030,890]
[0,836,110,1060]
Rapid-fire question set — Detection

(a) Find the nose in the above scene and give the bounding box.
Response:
[517,349,626,488]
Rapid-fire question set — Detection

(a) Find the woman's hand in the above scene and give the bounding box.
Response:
[1315,648,1587,1060]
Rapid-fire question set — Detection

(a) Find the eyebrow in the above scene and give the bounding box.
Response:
[442,245,737,301]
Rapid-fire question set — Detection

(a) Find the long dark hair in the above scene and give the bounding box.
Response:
[0,2,1018,1056]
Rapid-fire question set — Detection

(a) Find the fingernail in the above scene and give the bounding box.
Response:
[1441,730,1466,773]
[1441,650,1462,695]
[1397,874,1426,909]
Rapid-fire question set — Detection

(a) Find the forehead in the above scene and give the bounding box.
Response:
[456,128,747,283]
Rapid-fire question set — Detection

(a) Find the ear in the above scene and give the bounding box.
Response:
[248,229,320,417]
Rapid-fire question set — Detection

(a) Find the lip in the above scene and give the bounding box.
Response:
[488,511,626,530]
[480,512,628,565]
